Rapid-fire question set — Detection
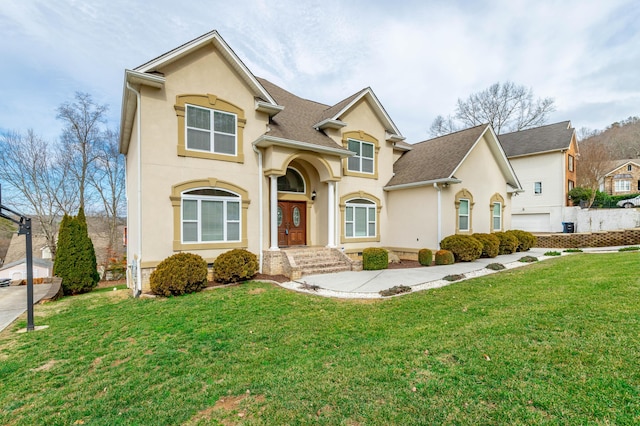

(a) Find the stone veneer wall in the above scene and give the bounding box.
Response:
[534,228,640,248]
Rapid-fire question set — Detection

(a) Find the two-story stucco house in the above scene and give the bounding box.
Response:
[499,121,578,232]
[119,30,521,292]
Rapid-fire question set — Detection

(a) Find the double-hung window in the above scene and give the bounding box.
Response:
[534,182,543,195]
[345,199,376,238]
[347,139,374,174]
[458,199,470,231]
[182,189,240,243]
[186,105,237,155]
[492,202,502,231]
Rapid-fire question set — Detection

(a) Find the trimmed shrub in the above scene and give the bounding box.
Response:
[544,251,562,256]
[519,256,538,263]
[439,235,483,262]
[213,249,259,283]
[443,274,465,281]
[362,247,388,270]
[473,233,500,258]
[54,208,100,295]
[486,263,505,271]
[493,231,518,255]
[507,230,537,251]
[150,252,208,296]
[418,249,433,266]
[434,249,455,265]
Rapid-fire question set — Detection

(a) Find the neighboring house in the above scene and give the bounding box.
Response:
[499,121,578,232]
[119,30,522,290]
[600,160,640,195]
[0,258,53,281]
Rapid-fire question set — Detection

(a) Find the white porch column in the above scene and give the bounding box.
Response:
[269,175,279,250]
[327,181,336,247]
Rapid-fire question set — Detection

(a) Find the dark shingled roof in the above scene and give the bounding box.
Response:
[602,159,640,175]
[499,121,574,158]
[386,125,488,187]
[256,78,350,152]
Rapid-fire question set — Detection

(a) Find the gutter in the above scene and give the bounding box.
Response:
[126,81,142,298]
[384,178,461,192]
[252,143,264,273]
[253,135,353,157]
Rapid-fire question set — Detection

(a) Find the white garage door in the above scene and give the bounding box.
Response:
[511,213,551,232]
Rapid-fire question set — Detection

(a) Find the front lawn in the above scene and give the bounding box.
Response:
[1,253,639,425]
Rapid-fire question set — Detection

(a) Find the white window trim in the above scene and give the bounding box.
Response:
[492,202,502,231]
[614,180,631,192]
[181,189,241,244]
[185,104,237,156]
[534,182,543,195]
[458,198,470,232]
[347,138,375,174]
[345,199,376,238]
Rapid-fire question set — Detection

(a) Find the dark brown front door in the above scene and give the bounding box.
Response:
[278,201,306,246]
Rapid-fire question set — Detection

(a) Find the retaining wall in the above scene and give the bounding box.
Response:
[534,228,640,248]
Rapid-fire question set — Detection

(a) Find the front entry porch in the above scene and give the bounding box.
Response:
[262,246,360,280]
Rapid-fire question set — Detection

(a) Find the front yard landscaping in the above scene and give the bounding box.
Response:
[1,253,639,425]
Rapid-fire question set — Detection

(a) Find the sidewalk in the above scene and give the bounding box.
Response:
[278,246,631,299]
[0,284,52,332]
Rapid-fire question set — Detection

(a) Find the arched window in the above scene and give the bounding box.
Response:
[182,188,241,243]
[345,198,376,238]
[278,168,306,193]
[455,189,474,233]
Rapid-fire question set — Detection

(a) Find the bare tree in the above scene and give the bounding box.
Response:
[0,130,78,257]
[577,139,613,204]
[430,81,555,136]
[57,92,108,210]
[88,128,125,256]
[429,114,459,137]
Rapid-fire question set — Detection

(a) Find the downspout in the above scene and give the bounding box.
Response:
[126,81,142,297]
[433,183,442,249]
[252,143,263,273]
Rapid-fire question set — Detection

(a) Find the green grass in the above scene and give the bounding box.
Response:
[1,253,639,425]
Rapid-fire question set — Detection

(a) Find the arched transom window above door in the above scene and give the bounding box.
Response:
[278,168,306,193]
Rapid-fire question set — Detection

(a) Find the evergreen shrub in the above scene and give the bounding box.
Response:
[213,249,258,283]
[54,208,100,295]
[493,231,519,255]
[507,230,537,251]
[418,248,433,266]
[362,247,388,270]
[434,249,455,265]
[473,233,500,258]
[150,252,208,296]
[439,234,483,262]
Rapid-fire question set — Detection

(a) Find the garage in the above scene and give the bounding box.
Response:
[511,213,551,232]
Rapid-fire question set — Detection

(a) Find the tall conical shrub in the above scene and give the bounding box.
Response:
[54,208,100,295]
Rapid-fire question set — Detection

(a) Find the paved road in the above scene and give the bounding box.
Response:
[0,284,52,332]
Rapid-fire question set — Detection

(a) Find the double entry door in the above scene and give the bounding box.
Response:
[277,201,306,246]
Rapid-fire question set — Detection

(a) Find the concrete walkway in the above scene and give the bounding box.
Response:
[0,284,52,332]
[278,246,632,299]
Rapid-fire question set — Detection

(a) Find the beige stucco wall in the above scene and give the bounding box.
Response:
[510,153,565,213]
[385,133,513,250]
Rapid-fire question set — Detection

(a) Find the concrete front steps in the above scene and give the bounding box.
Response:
[282,247,356,280]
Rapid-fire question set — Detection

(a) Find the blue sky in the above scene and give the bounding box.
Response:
[1,0,639,143]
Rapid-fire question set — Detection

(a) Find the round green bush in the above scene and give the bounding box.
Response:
[213,249,259,283]
[363,247,388,270]
[493,231,519,255]
[473,233,500,258]
[506,230,537,251]
[439,234,483,262]
[150,252,208,296]
[434,249,455,265]
[418,248,433,266]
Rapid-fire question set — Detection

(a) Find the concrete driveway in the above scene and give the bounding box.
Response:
[0,284,52,332]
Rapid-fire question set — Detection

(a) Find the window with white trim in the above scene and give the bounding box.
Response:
[458,199,470,231]
[492,202,502,231]
[614,180,631,192]
[182,188,240,243]
[345,198,376,238]
[347,139,374,174]
[534,182,542,195]
[186,104,237,155]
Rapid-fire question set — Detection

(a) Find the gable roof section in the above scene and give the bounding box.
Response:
[120,30,282,154]
[314,88,404,141]
[603,159,640,176]
[385,124,521,191]
[499,121,575,158]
